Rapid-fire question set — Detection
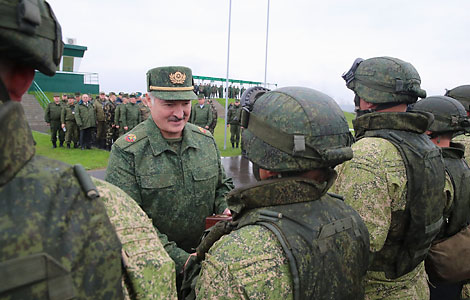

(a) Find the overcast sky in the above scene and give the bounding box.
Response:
[47,0,470,112]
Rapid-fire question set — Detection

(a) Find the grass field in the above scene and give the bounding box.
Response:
[32,98,354,169]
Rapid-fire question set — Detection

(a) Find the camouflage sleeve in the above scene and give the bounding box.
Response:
[157,231,190,274]
[332,137,406,252]
[214,144,233,214]
[105,145,141,204]
[189,105,195,124]
[463,284,470,298]
[195,225,293,300]
[93,178,177,300]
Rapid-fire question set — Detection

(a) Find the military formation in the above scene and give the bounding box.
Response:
[2,0,470,300]
[194,82,246,100]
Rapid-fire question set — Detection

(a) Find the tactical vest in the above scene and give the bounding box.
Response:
[356,112,445,279]
[230,179,370,300]
[441,144,470,238]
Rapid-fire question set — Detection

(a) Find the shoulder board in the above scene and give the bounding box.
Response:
[189,123,213,137]
[114,125,147,150]
[326,192,344,201]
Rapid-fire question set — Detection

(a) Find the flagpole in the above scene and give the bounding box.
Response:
[224,0,232,150]
[264,0,270,88]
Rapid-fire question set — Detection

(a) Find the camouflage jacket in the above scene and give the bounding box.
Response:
[139,103,151,122]
[61,104,77,123]
[196,174,369,300]
[190,104,213,128]
[332,111,448,300]
[0,100,123,299]
[105,119,233,272]
[93,178,177,300]
[227,104,241,125]
[104,100,117,125]
[44,102,62,123]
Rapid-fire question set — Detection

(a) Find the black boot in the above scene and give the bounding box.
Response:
[59,141,64,148]
[52,141,57,148]
[67,143,71,149]
[74,143,79,148]
[236,143,239,148]
[231,143,234,148]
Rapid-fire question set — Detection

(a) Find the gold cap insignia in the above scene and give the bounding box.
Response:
[169,72,186,85]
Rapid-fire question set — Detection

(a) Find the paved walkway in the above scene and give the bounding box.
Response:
[88,155,255,189]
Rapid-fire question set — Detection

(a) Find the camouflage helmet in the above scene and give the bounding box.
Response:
[445,85,470,111]
[411,95,470,134]
[0,0,63,76]
[241,86,354,173]
[342,56,426,104]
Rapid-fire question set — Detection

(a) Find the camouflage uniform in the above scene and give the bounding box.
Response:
[333,57,445,300]
[0,100,124,299]
[44,101,65,146]
[193,87,370,300]
[93,178,177,300]
[115,102,125,137]
[104,99,118,150]
[60,101,79,147]
[106,119,233,272]
[139,102,151,122]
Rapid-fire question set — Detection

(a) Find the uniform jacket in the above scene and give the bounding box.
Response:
[94,99,106,122]
[105,118,234,272]
[44,102,62,123]
[190,104,213,128]
[61,104,77,123]
[75,101,96,130]
[122,102,141,129]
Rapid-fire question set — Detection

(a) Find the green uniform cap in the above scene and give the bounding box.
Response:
[146,66,197,100]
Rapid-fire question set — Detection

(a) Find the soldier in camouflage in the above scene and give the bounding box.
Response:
[446,85,470,166]
[410,96,470,300]
[44,94,65,148]
[115,95,128,137]
[61,95,79,148]
[0,2,179,299]
[139,93,151,122]
[193,86,370,300]
[105,66,234,278]
[103,92,118,150]
[332,57,446,299]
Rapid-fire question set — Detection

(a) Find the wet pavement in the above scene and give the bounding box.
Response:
[88,155,256,189]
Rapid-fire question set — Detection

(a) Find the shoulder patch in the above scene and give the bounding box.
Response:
[198,126,207,134]
[125,134,137,143]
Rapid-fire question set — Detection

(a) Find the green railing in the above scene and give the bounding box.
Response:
[30,80,50,109]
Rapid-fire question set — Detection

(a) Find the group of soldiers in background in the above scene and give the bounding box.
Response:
[194,82,246,100]
[45,91,151,150]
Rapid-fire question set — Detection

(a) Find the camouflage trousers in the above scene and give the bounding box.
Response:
[105,124,119,150]
[64,120,79,144]
[49,120,64,143]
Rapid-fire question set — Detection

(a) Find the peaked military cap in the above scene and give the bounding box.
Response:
[147,66,197,100]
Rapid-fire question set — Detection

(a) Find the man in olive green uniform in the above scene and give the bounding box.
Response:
[446,85,470,166]
[206,98,218,135]
[75,94,96,150]
[44,94,65,148]
[61,95,79,148]
[122,93,141,133]
[332,57,446,299]
[61,93,68,106]
[106,66,234,275]
[190,95,213,130]
[194,87,370,300]
[94,91,107,149]
[411,96,470,300]
[227,98,242,148]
